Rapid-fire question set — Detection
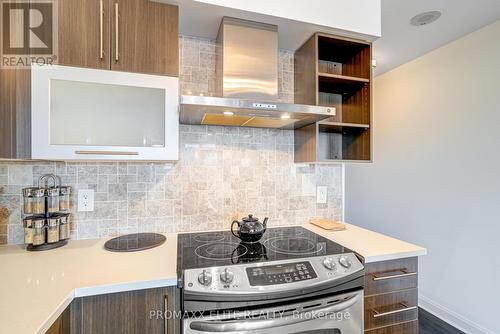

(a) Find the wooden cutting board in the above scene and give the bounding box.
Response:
[309,218,346,231]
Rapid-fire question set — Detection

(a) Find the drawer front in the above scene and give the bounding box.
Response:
[365,288,418,330]
[365,320,418,334]
[365,257,418,296]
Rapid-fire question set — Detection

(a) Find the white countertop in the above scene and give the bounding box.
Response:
[0,224,425,334]
[305,223,427,263]
[0,234,178,334]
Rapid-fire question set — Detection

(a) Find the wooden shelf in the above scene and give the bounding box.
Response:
[294,33,372,163]
[319,73,368,95]
[318,72,369,83]
[317,34,371,80]
[318,121,370,133]
[317,159,373,164]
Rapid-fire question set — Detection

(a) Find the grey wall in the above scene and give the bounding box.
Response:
[346,20,500,334]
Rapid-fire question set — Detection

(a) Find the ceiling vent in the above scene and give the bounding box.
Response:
[410,11,442,26]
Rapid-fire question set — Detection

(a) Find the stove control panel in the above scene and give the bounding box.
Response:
[182,253,364,295]
[246,261,317,286]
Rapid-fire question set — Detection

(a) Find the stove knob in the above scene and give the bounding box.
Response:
[198,270,212,286]
[322,258,336,270]
[339,256,352,269]
[220,268,234,283]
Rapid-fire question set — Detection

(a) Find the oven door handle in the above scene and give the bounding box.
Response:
[189,293,360,332]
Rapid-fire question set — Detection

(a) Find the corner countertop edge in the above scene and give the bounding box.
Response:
[74,278,178,298]
[35,290,75,334]
[361,248,428,263]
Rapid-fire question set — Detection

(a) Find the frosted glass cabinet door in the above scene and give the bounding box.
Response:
[50,80,165,147]
[31,65,179,161]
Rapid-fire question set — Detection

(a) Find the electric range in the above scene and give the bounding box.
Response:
[178,226,365,333]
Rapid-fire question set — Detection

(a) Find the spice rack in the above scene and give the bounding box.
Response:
[22,174,72,251]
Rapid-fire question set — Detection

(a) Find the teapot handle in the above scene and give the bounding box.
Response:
[231,220,241,238]
[263,217,268,230]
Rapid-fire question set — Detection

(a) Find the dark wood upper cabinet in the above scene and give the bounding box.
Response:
[1,0,179,159]
[294,33,372,163]
[57,0,179,76]
[57,0,110,70]
[110,0,179,76]
[0,69,31,159]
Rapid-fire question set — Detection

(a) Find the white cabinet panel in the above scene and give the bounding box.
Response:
[32,65,179,161]
[50,80,165,147]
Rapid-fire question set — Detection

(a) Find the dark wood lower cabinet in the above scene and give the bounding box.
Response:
[365,288,418,330]
[364,257,419,333]
[46,287,180,334]
[45,305,72,334]
[365,320,418,334]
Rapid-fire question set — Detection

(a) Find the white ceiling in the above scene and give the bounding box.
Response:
[160,0,379,51]
[374,0,500,76]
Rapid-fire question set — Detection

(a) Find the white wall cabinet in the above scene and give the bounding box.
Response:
[31,65,179,161]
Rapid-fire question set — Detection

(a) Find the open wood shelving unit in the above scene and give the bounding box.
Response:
[294,33,372,163]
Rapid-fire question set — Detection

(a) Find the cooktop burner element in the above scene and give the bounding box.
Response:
[193,232,225,243]
[263,236,323,255]
[194,242,248,260]
[104,233,166,252]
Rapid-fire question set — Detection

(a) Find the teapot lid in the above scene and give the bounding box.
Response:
[242,214,259,223]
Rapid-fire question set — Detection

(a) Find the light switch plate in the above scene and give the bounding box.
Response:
[78,189,94,212]
[316,186,327,204]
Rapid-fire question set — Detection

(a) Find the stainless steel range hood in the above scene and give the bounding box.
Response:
[179,17,335,129]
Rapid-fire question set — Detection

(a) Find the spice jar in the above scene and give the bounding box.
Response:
[59,213,70,240]
[47,216,60,243]
[32,218,46,246]
[59,186,71,211]
[22,188,36,214]
[46,187,60,213]
[23,216,37,244]
[32,188,46,215]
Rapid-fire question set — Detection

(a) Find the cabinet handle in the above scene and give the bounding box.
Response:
[372,269,417,281]
[164,295,168,334]
[114,2,119,61]
[371,302,417,318]
[99,0,104,59]
[74,150,139,156]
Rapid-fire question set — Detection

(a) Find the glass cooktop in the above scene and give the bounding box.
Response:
[177,226,354,275]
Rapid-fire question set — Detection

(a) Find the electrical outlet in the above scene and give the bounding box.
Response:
[316,186,327,204]
[78,189,94,212]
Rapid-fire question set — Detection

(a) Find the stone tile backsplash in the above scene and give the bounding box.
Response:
[179,36,294,102]
[0,130,343,244]
[0,36,343,245]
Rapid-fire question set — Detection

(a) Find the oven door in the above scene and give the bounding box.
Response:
[183,289,363,334]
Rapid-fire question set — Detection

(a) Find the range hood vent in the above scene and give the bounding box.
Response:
[179,17,335,129]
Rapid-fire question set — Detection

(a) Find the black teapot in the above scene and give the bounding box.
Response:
[231,214,268,243]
